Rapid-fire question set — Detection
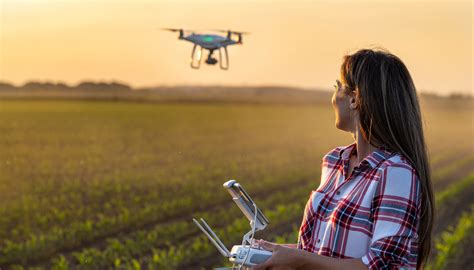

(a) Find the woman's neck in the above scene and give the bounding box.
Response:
[352,125,378,164]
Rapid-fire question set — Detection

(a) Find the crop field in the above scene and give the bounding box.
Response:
[0,98,472,269]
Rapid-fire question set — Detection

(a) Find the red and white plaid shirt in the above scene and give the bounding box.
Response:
[297,142,421,269]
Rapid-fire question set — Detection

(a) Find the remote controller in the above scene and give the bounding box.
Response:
[193,180,272,268]
[229,245,272,266]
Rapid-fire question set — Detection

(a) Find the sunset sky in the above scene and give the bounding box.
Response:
[0,0,472,96]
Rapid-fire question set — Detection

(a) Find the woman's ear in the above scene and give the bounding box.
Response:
[349,93,358,110]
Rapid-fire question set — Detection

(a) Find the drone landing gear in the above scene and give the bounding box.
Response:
[190,44,203,69]
[190,45,229,70]
[219,46,229,70]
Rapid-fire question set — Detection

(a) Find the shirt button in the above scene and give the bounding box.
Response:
[336,191,341,195]
[317,239,321,243]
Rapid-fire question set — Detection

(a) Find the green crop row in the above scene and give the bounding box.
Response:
[5,178,314,269]
[0,171,315,267]
[17,197,306,270]
[432,154,474,183]
[436,172,474,205]
[6,151,473,269]
[5,154,473,270]
[0,150,308,242]
[426,205,474,270]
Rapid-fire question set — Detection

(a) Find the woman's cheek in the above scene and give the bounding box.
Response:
[334,95,350,130]
[331,92,337,109]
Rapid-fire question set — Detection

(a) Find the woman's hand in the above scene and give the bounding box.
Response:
[251,239,303,270]
[250,239,368,270]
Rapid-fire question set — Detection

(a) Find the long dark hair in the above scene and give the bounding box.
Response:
[340,48,434,269]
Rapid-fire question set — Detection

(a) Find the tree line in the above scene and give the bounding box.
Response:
[0,81,132,91]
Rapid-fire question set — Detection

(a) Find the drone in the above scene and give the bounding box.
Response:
[161,28,249,70]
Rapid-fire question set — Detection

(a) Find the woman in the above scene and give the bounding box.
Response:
[252,48,435,270]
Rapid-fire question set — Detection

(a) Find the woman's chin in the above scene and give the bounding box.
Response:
[335,121,350,132]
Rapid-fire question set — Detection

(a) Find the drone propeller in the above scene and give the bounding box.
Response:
[209,29,250,35]
[160,28,183,32]
[232,30,250,35]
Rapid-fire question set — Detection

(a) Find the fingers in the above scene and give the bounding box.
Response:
[252,240,274,270]
[258,239,277,251]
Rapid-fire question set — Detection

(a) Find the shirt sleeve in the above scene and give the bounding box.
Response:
[361,163,421,270]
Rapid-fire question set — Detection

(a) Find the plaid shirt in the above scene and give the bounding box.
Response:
[297,142,421,269]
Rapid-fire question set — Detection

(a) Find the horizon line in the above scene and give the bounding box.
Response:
[0,79,471,98]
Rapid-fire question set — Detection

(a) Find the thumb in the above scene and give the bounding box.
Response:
[258,239,277,251]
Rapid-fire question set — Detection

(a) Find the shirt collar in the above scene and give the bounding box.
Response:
[339,142,394,169]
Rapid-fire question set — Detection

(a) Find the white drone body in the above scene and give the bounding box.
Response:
[192,180,272,268]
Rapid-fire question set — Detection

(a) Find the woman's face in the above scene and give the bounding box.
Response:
[331,77,357,132]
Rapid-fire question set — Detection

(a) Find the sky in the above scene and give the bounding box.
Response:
[0,0,472,96]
